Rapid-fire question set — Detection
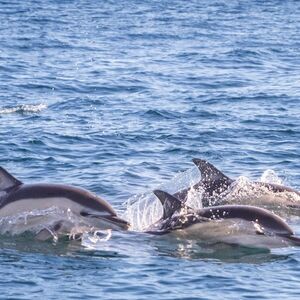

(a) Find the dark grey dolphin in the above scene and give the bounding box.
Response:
[147,190,300,248]
[175,158,300,208]
[0,166,130,238]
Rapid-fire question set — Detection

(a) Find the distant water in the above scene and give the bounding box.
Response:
[0,0,300,299]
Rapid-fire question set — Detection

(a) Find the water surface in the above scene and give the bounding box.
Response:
[0,0,300,299]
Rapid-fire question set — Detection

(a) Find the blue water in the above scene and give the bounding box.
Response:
[0,0,300,299]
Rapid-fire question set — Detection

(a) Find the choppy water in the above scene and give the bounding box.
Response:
[0,0,300,299]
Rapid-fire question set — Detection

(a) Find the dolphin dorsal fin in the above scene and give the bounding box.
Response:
[192,158,232,183]
[0,167,23,192]
[153,190,185,219]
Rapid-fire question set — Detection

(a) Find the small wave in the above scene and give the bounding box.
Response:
[142,109,178,120]
[0,103,47,114]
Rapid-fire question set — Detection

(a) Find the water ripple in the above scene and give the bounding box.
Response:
[0,0,300,299]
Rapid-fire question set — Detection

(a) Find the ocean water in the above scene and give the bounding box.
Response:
[0,0,300,299]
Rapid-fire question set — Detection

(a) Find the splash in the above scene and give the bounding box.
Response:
[0,103,47,114]
[224,171,300,210]
[124,166,300,231]
[81,230,112,249]
[0,206,113,244]
[123,192,162,231]
[260,169,283,185]
[0,206,65,236]
[123,166,202,231]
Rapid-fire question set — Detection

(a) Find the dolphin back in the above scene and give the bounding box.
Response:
[199,205,294,236]
[0,167,23,193]
[153,189,185,219]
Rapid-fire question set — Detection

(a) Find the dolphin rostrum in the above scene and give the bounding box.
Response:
[0,166,130,239]
[147,190,300,248]
[174,158,300,209]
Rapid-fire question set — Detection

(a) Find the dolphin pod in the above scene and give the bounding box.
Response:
[147,190,300,248]
[174,158,300,210]
[0,166,129,240]
[0,162,299,249]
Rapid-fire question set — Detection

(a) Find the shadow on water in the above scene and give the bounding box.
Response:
[0,233,81,257]
[148,234,291,264]
[0,231,292,264]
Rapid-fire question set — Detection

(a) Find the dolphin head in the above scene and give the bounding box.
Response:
[79,209,130,230]
[69,188,130,230]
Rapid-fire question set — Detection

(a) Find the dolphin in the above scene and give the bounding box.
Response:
[147,190,300,248]
[174,158,300,210]
[0,166,130,240]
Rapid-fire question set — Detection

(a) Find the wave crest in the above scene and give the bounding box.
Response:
[0,103,47,114]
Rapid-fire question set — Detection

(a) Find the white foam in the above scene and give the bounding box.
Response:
[81,230,112,249]
[260,169,283,185]
[0,103,47,114]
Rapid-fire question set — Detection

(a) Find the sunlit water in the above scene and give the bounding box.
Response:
[0,0,300,299]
